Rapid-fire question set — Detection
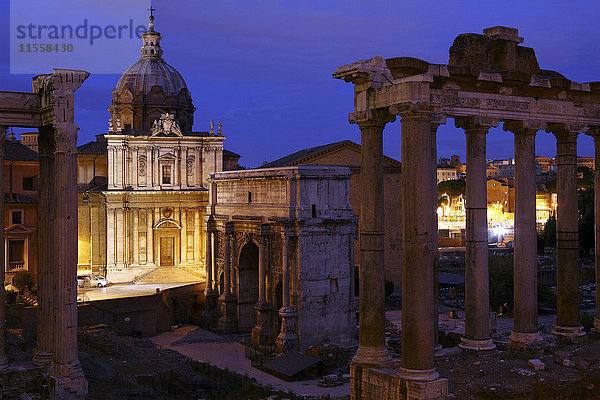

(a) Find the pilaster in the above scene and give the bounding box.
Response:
[252,224,275,345]
[218,221,238,332]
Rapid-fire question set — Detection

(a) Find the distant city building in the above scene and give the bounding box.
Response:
[437,166,457,183]
[20,132,38,152]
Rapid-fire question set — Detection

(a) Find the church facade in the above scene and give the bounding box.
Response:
[77,14,224,282]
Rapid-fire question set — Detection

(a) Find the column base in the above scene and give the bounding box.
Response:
[398,367,440,382]
[217,293,238,333]
[458,337,496,352]
[32,349,53,367]
[203,289,220,327]
[551,324,586,339]
[508,330,544,350]
[251,302,275,345]
[434,344,445,358]
[276,307,299,353]
[49,362,88,400]
[352,346,394,368]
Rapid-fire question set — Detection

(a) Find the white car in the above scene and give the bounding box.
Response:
[77,274,109,288]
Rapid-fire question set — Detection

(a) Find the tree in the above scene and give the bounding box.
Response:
[542,216,556,248]
[438,179,466,197]
[12,270,34,292]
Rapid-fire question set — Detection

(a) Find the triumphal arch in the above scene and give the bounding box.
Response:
[0,69,89,398]
[334,26,600,399]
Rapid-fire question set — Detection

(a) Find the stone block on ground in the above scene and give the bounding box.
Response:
[527,359,545,371]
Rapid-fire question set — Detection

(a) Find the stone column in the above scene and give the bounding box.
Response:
[194,209,201,264]
[203,219,219,325]
[548,124,585,339]
[591,128,600,332]
[146,208,154,265]
[504,121,543,347]
[349,110,394,368]
[180,208,187,265]
[0,127,7,371]
[218,221,237,332]
[276,228,299,352]
[456,117,496,351]
[393,104,438,381]
[431,116,445,358]
[50,121,88,396]
[132,208,139,265]
[252,223,275,345]
[33,126,54,366]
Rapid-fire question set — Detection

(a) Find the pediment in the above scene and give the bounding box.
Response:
[5,224,32,234]
[154,219,181,229]
[158,152,176,160]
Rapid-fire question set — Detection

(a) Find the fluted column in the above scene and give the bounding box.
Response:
[146,208,154,265]
[350,110,394,368]
[504,121,543,347]
[252,224,275,345]
[218,221,237,332]
[133,209,139,265]
[456,117,496,352]
[194,208,201,264]
[276,228,298,352]
[393,104,438,381]
[549,123,585,338]
[33,125,54,366]
[180,208,187,265]
[590,128,600,332]
[0,127,8,371]
[203,219,219,325]
[50,121,87,395]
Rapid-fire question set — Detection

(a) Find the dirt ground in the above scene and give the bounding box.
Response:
[437,336,600,399]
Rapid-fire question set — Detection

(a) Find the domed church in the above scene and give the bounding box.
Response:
[77,13,234,283]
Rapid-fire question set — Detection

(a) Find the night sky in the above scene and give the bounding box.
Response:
[1,1,598,168]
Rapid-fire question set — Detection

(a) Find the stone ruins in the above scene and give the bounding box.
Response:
[0,69,89,398]
[334,26,600,399]
[204,165,357,351]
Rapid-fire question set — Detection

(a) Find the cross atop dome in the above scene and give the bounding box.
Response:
[140,6,163,59]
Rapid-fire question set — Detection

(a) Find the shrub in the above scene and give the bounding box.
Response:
[12,270,34,292]
[5,290,17,304]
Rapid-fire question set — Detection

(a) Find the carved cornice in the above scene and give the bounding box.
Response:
[332,56,392,88]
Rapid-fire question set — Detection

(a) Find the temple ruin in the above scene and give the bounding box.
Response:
[334,26,600,399]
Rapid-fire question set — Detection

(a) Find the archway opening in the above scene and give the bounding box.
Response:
[237,242,259,331]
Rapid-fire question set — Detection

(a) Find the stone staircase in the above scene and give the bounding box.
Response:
[134,267,202,285]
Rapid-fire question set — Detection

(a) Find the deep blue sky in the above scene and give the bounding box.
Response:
[1,1,598,168]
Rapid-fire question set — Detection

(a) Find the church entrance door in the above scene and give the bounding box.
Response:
[160,237,175,266]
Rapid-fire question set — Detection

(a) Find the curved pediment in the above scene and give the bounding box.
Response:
[154,219,181,229]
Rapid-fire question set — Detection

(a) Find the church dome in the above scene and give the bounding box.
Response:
[115,57,188,96]
[108,11,195,134]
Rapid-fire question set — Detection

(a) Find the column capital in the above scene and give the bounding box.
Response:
[503,120,544,136]
[586,126,600,139]
[349,109,395,128]
[390,101,439,120]
[455,116,499,133]
[546,122,584,141]
[225,221,235,236]
[260,223,272,237]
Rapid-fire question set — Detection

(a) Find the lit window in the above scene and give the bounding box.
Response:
[162,166,172,185]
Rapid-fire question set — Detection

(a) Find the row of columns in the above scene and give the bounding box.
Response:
[107,206,202,267]
[204,221,299,350]
[352,106,591,382]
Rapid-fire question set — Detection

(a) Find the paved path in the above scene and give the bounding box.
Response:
[78,282,201,302]
[150,326,350,397]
